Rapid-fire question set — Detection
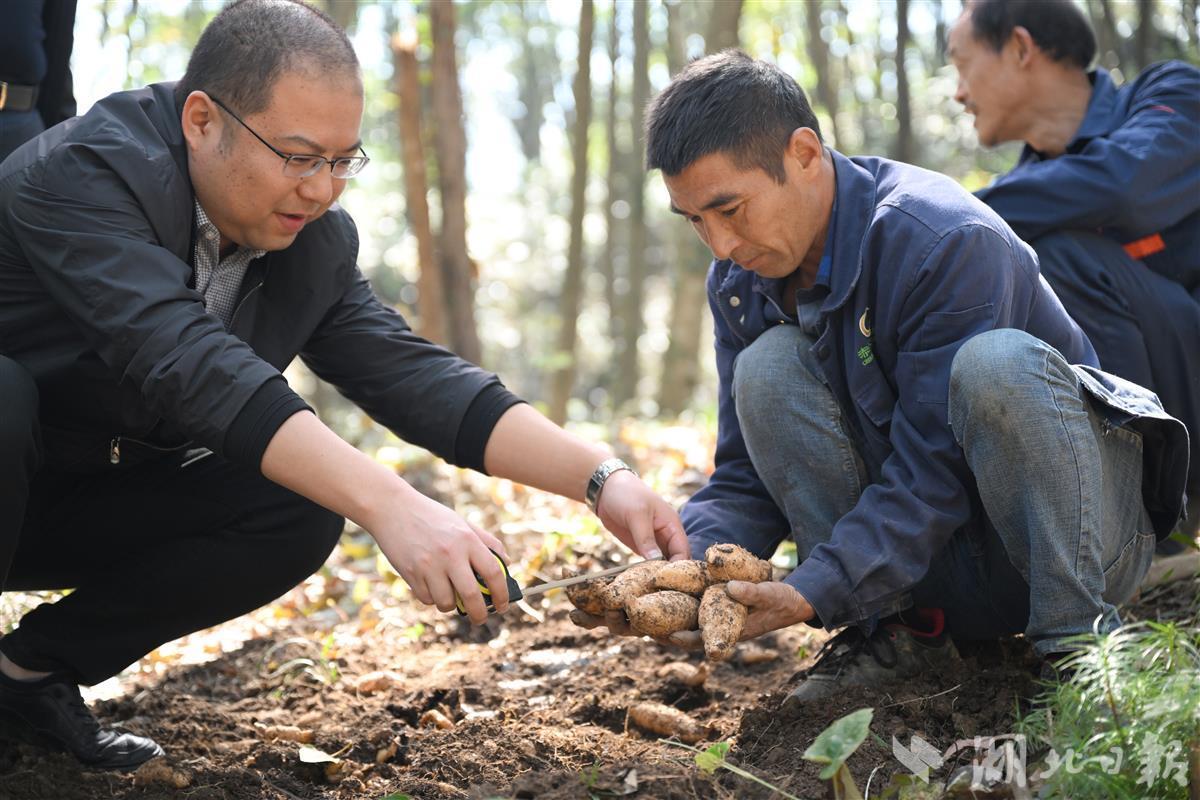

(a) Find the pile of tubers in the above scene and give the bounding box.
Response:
[566,543,772,662]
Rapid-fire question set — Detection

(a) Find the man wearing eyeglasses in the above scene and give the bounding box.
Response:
[0,0,687,769]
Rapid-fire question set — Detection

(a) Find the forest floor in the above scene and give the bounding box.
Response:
[0,421,1196,800]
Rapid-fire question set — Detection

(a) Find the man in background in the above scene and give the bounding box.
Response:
[949,0,1200,541]
[0,0,77,161]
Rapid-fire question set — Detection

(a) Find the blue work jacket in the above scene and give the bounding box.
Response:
[681,151,1189,630]
[976,62,1200,291]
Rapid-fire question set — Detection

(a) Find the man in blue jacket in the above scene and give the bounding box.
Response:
[948,0,1199,538]
[577,50,1188,704]
[0,0,686,768]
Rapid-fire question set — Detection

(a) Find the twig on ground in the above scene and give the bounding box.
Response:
[881,683,962,708]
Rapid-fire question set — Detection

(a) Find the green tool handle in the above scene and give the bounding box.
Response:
[455,549,523,616]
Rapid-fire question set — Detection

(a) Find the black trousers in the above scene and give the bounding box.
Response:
[0,356,344,685]
[1032,230,1200,496]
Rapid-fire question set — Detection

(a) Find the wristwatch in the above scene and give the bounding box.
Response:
[586,457,636,513]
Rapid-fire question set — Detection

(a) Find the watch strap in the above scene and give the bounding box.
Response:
[586,457,636,512]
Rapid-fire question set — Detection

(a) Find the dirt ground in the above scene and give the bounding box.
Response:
[1,563,1194,800]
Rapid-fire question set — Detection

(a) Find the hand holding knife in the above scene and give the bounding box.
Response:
[455,550,657,616]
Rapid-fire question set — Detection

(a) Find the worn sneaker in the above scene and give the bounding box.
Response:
[1037,652,1079,685]
[0,672,163,769]
[784,608,960,706]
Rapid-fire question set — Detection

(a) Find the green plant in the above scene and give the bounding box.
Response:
[664,739,805,799]
[802,708,874,800]
[579,759,601,788]
[1017,620,1200,799]
[261,636,341,685]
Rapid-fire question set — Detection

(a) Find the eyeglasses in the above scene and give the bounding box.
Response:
[206,94,370,179]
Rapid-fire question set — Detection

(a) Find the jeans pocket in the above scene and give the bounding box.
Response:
[1102,530,1156,605]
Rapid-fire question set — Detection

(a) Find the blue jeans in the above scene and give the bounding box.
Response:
[733,325,1157,657]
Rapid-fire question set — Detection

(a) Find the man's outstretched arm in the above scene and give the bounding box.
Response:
[261,410,512,625]
[482,403,690,563]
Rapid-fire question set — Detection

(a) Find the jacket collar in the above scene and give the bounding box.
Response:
[156,81,193,185]
[1073,69,1119,142]
[821,150,877,313]
[1019,69,1117,163]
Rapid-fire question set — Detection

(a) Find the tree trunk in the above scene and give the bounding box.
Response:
[547,0,594,424]
[705,0,743,52]
[429,0,482,365]
[1189,0,1200,51]
[1086,0,1113,64]
[1134,0,1154,71]
[1095,0,1126,67]
[515,1,546,164]
[659,0,738,416]
[893,0,916,164]
[933,0,947,66]
[613,0,650,410]
[391,32,445,346]
[600,3,623,368]
[805,0,844,148]
[322,0,358,33]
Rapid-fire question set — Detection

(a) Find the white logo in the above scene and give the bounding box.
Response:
[891,734,943,781]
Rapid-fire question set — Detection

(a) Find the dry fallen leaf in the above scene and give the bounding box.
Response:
[355,669,404,694]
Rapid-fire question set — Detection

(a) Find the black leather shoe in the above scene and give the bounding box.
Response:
[0,673,163,769]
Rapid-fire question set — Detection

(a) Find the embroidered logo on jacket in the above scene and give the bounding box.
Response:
[857,308,874,365]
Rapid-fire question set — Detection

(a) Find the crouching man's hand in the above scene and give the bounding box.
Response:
[667,580,815,650]
[568,581,815,649]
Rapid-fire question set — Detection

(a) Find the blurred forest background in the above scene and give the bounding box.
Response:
[71,0,1200,444]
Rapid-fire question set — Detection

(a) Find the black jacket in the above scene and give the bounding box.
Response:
[0,82,508,471]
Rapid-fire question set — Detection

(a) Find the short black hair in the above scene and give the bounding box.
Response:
[645,49,823,183]
[176,0,360,114]
[967,0,1096,69]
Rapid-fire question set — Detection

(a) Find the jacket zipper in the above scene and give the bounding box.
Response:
[228,273,266,330]
[108,435,188,466]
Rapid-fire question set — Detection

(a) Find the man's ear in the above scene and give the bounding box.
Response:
[180,91,220,153]
[785,127,824,176]
[1010,25,1037,68]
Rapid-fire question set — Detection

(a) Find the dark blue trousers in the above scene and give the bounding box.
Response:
[1032,231,1200,496]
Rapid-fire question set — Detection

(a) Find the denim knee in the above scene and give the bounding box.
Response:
[732,324,823,432]
[948,329,1071,436]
